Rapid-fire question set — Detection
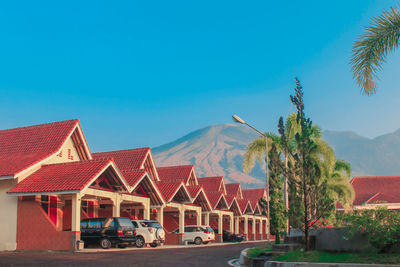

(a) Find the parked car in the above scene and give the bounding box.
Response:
[213,229,245,242]
[172,225,215,245]
[131,220,166,248]
[80,217,136,249]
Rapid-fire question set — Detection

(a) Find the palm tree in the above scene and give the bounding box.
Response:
[351,7,400,95]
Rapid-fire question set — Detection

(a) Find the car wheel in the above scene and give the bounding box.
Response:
[135,236,145,248]
[100,238,112,249]
[194,237,202,245]
[150,243,158,248]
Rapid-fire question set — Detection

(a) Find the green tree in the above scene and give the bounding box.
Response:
[351,7,400,95]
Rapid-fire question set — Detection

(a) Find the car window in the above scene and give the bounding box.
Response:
[206,227,214,232]
[131,221,139,228]
[80,221,88,229]
[118,217,134,229]
[102,218,115,228]
[88,219,102,228]
[184,227,192,232]
[141,221,162,228]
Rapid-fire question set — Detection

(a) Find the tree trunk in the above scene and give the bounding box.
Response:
[303,174,310,250]
[284,152,289,233]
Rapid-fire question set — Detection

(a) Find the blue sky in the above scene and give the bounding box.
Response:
[0,0,399,152]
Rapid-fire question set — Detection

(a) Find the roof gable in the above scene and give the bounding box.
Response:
[0,119,92,178]
[198,176,225,193]
[242,188,266,209]
[157,165,197,185]
[351,176,400,205]
[155,181,191,203]
[93,147,160,181]
[226,183,243,199]
[7,159,127,195]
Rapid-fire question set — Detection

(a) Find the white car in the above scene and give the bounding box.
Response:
[173,225,215,245]
[131,220,165,248]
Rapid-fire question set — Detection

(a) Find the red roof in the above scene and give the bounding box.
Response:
[122,169,147,188]
[156,181,188,202]
[8,159,114,194]
[225,194,236,207]
[93,148,150,172]
[237,199,253,214]
[205,191,227,210]
[242,188,266,209]
[186,185,202,199]
[351,176,400,205]
[0,119,79,177]
[226,183,242,199]
[198,176,224,193]
[157,165,194,184]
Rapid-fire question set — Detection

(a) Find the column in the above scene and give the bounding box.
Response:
[235,216,240,234]
[156,206,164,226]
[252,217,256,240]
[217,212,223,243]
[179,207,185,245]
[244,216,248,241]
[259,218,263,240]
[196,209,201,225]
[143,199,150,220]
[229,215,234,233]
[71,193,81,250]
[204,212,210,226]
[112,195,120,217]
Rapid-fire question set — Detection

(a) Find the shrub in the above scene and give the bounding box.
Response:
[346,207,400,253]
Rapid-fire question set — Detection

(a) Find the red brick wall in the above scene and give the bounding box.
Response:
[164,232,179,245]
[17,199,71,250]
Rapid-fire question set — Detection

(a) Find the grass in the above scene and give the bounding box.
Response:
[246,245,272,258]
[272,250,400,265]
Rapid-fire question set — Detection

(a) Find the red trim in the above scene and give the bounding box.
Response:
[217,233,222,236]
[176,233,184,235]
[71,231,81,233]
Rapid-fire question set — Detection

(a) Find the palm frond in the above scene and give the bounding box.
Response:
[351,7,400,95]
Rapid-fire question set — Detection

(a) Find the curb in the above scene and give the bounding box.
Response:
[265,262,400,267]
[78,240,267,253]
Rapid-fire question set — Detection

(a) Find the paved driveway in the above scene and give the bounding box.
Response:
[0,241,265,267]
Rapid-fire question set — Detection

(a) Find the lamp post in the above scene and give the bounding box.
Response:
[232,115,270,244]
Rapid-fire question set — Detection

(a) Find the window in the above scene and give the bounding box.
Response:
[80,221,89,229]
[81,200,95,218]
[40,195,57,225]
[102,218,115,228]
[88,219,103,228]
[131,221,139,228]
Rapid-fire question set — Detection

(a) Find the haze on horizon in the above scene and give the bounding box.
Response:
[0,0,399,152]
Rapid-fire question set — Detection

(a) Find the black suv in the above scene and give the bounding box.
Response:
[80,217,136,249]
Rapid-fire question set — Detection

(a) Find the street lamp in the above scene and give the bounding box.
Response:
[232,114,270,244]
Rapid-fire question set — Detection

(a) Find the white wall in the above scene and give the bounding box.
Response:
[0,179,18,250]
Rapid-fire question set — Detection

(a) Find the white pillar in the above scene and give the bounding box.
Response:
[218,212,223,242]
[112,195,120,217]
[252,217,256,240]
[196,209,201,225]
[156,206,164,226]
[179,207,185,244]
[244,216,248,237]
[229,215,234,233]
[71,193,81,232]
[143,199,150,220]
[259,218,263,239]
[235,216,240,234]
[204,212,210,225]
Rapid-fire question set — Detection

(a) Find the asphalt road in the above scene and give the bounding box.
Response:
[0,242,264,267]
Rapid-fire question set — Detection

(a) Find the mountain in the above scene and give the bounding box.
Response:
[153,124,400,187]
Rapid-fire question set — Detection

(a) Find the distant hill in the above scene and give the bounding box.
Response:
[153,124,400,187]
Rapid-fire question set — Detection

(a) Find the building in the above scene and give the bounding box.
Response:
[0,119,269,251]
